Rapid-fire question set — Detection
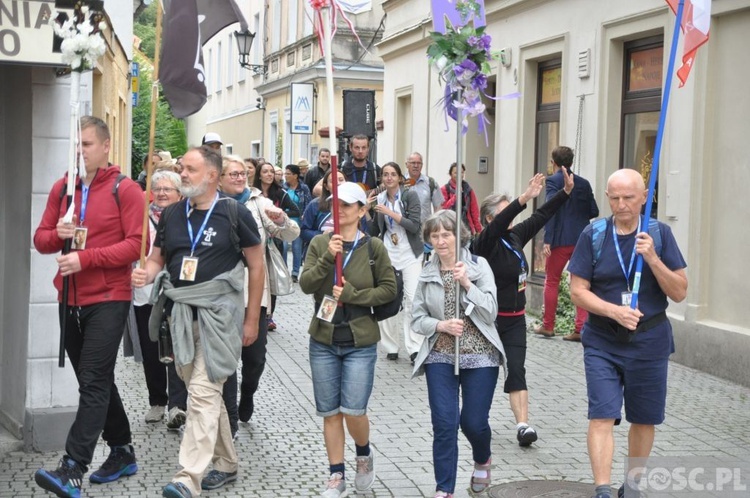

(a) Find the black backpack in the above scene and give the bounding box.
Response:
[366,239,404,321]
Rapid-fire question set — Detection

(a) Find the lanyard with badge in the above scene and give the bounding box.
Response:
[386,192,400,246]
[501,238,527,292]
[318,231,362,322]
[613,216,641,306]
[73,184,90,250]
[180,193,219,281]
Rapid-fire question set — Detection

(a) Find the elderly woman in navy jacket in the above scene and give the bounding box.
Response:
[472,169,573,449]
[410,210,502,498]
[369,162,423,363]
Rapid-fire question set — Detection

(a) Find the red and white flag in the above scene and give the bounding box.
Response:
[666,0,711,87]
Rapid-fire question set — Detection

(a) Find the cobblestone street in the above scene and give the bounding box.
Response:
[2,285,749,497]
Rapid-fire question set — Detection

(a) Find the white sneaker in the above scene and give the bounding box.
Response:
[320,472,347,497]
[145,405,165,423]
[354,449,375,491]
[166,407,186,431]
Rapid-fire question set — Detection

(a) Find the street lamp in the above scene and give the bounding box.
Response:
[235,29,267,76]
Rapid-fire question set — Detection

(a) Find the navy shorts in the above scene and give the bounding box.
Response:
[584,347,668,425]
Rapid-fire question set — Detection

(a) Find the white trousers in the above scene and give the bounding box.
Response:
[379,257,424,356]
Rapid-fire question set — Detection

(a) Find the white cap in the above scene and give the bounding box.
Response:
[327,181,368,205]
[202,132,223,145]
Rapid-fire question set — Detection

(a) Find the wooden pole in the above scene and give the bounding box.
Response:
[140,1,164,266]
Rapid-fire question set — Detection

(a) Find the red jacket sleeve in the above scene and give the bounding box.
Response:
[468,189,482,234]
[77,180,146,270]
[33,180,67,255]
[441,185,455,209]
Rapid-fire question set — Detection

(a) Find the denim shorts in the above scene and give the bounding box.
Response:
[584,347,669,425]
[309,338,377,417]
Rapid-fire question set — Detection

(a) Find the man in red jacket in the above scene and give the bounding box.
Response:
[33,116,145,498]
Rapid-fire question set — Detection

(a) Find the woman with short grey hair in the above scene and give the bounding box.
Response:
[472,170,574,450]
[133,168,186,429]
[411,209,502,497]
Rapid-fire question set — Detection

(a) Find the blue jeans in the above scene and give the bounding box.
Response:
[308,339,377,417]
[283,236,303,277]
[424,363,499,494]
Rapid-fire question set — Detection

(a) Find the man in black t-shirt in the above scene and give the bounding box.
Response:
[133,146,264,498]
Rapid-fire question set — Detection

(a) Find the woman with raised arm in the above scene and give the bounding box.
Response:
[472,169,573,449]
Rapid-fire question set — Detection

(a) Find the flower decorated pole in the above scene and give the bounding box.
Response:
[51,0,107,367]
[428,0,495,374]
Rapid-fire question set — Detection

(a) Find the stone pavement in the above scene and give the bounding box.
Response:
[2,285,750,497]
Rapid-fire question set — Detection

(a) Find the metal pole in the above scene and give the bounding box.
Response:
[453,89,462,376]
[322,6,343,283]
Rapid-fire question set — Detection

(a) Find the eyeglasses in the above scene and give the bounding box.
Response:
[407,161,423,166]
[223,171,247,179]
[152,187,179,193]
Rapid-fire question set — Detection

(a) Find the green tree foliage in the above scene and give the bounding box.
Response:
[131,2,187,177]
[554,271,576,333]
[134,3,157,60]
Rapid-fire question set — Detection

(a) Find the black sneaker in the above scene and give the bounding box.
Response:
[517,425,538,447]
[201,469,238,490]
[34,456,84,498]
[238,395,253,422]
[89,445,138,483]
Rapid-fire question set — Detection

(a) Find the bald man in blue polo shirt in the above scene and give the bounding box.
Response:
[569,168,687,498]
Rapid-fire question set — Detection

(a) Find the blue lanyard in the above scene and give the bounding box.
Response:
[186,193,219,256]
[355,168,367,185]
[612,217,641,291]
[500,238,526,271]
[334,231,362,284]
[79,184,90,225]
[386,192,399,230]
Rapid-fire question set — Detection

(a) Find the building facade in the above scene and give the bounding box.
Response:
[378,0,750,386]
[0,0,133,450]
[202,0,385,165]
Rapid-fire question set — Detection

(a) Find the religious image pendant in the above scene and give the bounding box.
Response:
[72,227,88,250]
[390,233,399,245]
[317,295,337,323]
[180,256,199,282]
[517,271,527,292]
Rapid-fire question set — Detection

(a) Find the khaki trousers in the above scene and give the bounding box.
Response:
[173,322,237,495]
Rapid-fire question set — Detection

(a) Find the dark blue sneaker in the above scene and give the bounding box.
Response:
[34,456,84,498]
[89,445,138,483]
[201,469,238,490]
[163,481,193,497]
